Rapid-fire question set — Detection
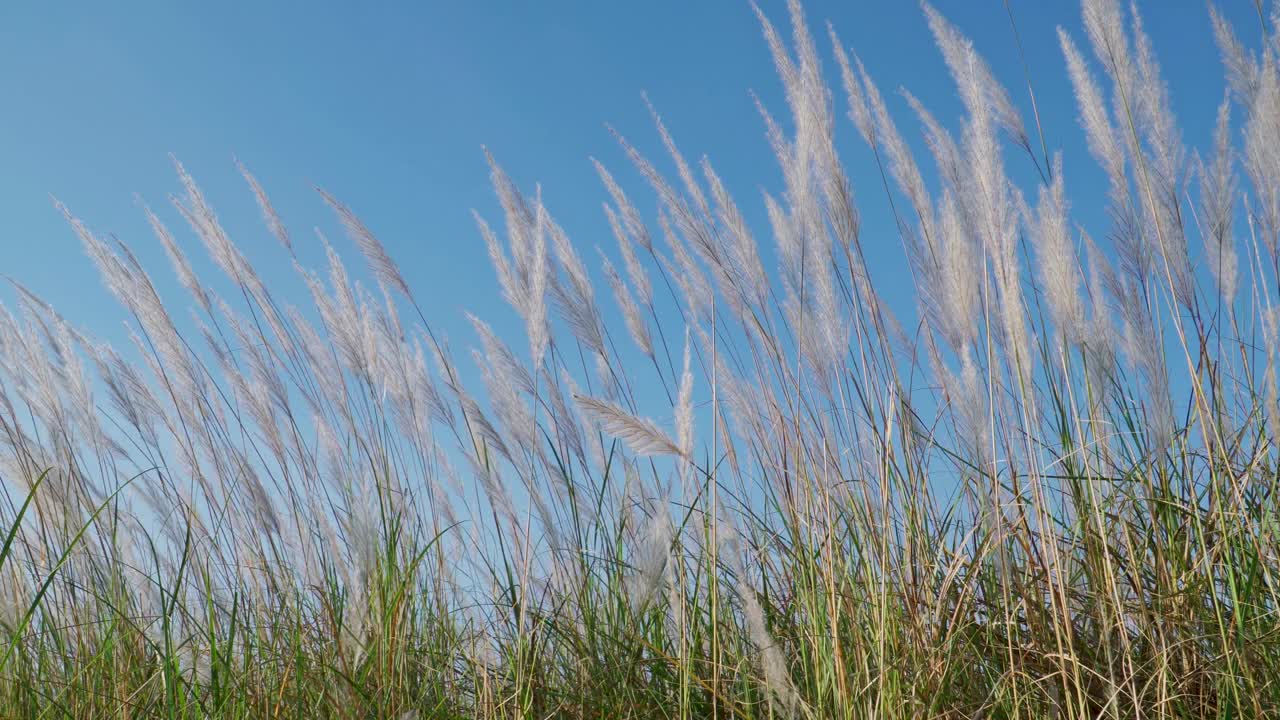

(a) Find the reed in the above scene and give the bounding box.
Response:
[2,1,1279,716]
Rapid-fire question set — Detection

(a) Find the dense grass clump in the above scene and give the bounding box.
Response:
[4,0,1280,716]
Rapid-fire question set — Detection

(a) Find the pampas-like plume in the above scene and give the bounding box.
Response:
[526,195,550,370]
[934,190,979,351]
[574,394,682,457]
[318,189,412,298]
[600,253,652,359]
[675,328,693,461]
[1081,0,1133,87]
[925,3,1029,383]
[1242,59,1280,261]
[701,158,768,307]
[1198,99,1238,303]
[238,161,291,253]
[828,25,874,145]
[143,203,213,317]
[1060,29,1125,185]
[922,2,1027,148]
[722,519,800,717]
[627,508,672,612]
[1210,6,1260,103]
[602,204,653,308]
[593,159,654,254]
[1033,156,1086,344]
[853,54,931,223]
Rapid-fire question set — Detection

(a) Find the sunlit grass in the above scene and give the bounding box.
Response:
[3,0,1280,717]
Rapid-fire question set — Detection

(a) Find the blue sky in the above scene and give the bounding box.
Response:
[0,1,1256,393]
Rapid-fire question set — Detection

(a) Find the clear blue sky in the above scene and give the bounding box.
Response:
[0,1,1256,380]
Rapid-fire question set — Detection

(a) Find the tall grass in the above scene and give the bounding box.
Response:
[3,0,1280,716]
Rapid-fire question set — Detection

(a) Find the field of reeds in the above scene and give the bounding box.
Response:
[2,0,1280,717]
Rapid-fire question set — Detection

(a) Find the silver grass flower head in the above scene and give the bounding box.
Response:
[600,251,653,359]
[526,193,550,370]
[922,2,1027,146]
[237,160,291,252]
[1198,98,1238,302]
[1059,28,1125,184]
[574,394,683,458]
[1033,155,1087,345]
[602,203,653,307]
[142,202,213,316]
[318,188,411,298]
[828,24,874,145]
[1210,6,1261,103]
[592,158,653,253]
[675,327,694,462]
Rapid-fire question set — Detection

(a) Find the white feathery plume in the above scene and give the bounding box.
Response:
[484,148,536,283]
[457,385,513,464]
[627,507,672,612]
[467,314,535,396]
[901,90,977,241]
[562,368,606,471]
[286,304,345,416]
[721,518,800,716]
[1059,29,1126,186]
[237,161,291,252]
[143,202,213,316]
[219,296,288,414]
[1129,5,1193,308]
[1080,232,1121,402]
[574,394,682,457]
[1210,6,1261,103]
[675,330,696,458]
[1129,5,1183,187]
[855,55,931,223]
[603,203,653,308]
[93,342,163,435]
[62,201,205,419]
[545,211,606,357]
[828,24,874,144]
[1242,59,1280,260]
[318,189,412,299]
[934,190,980,351]
[413,336,454,430]
[701,158,768,307]
[542,367,587,472]
[1033,155,1086,344]
[950,346,992,469]
[610,127,720,278]
[1198,99,1238,303]
[765,193,802,307]
[1108,263,1172,447]
[592,159,654,253]
[475,211,519,311]
[922,2,1027,147]
[171,157,267,298]
[1081,0,1134,89]
[526,193,550,370]
[925,4,1028,382]
[752,1,800,126]
[596,351,621,402]
[550,273,607,360]
[644,94,712,222]
[471,346,535,461]
[658,212,714,324]
[544,202,591,307]
[299,237,365,378]
[600,252,653,359]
